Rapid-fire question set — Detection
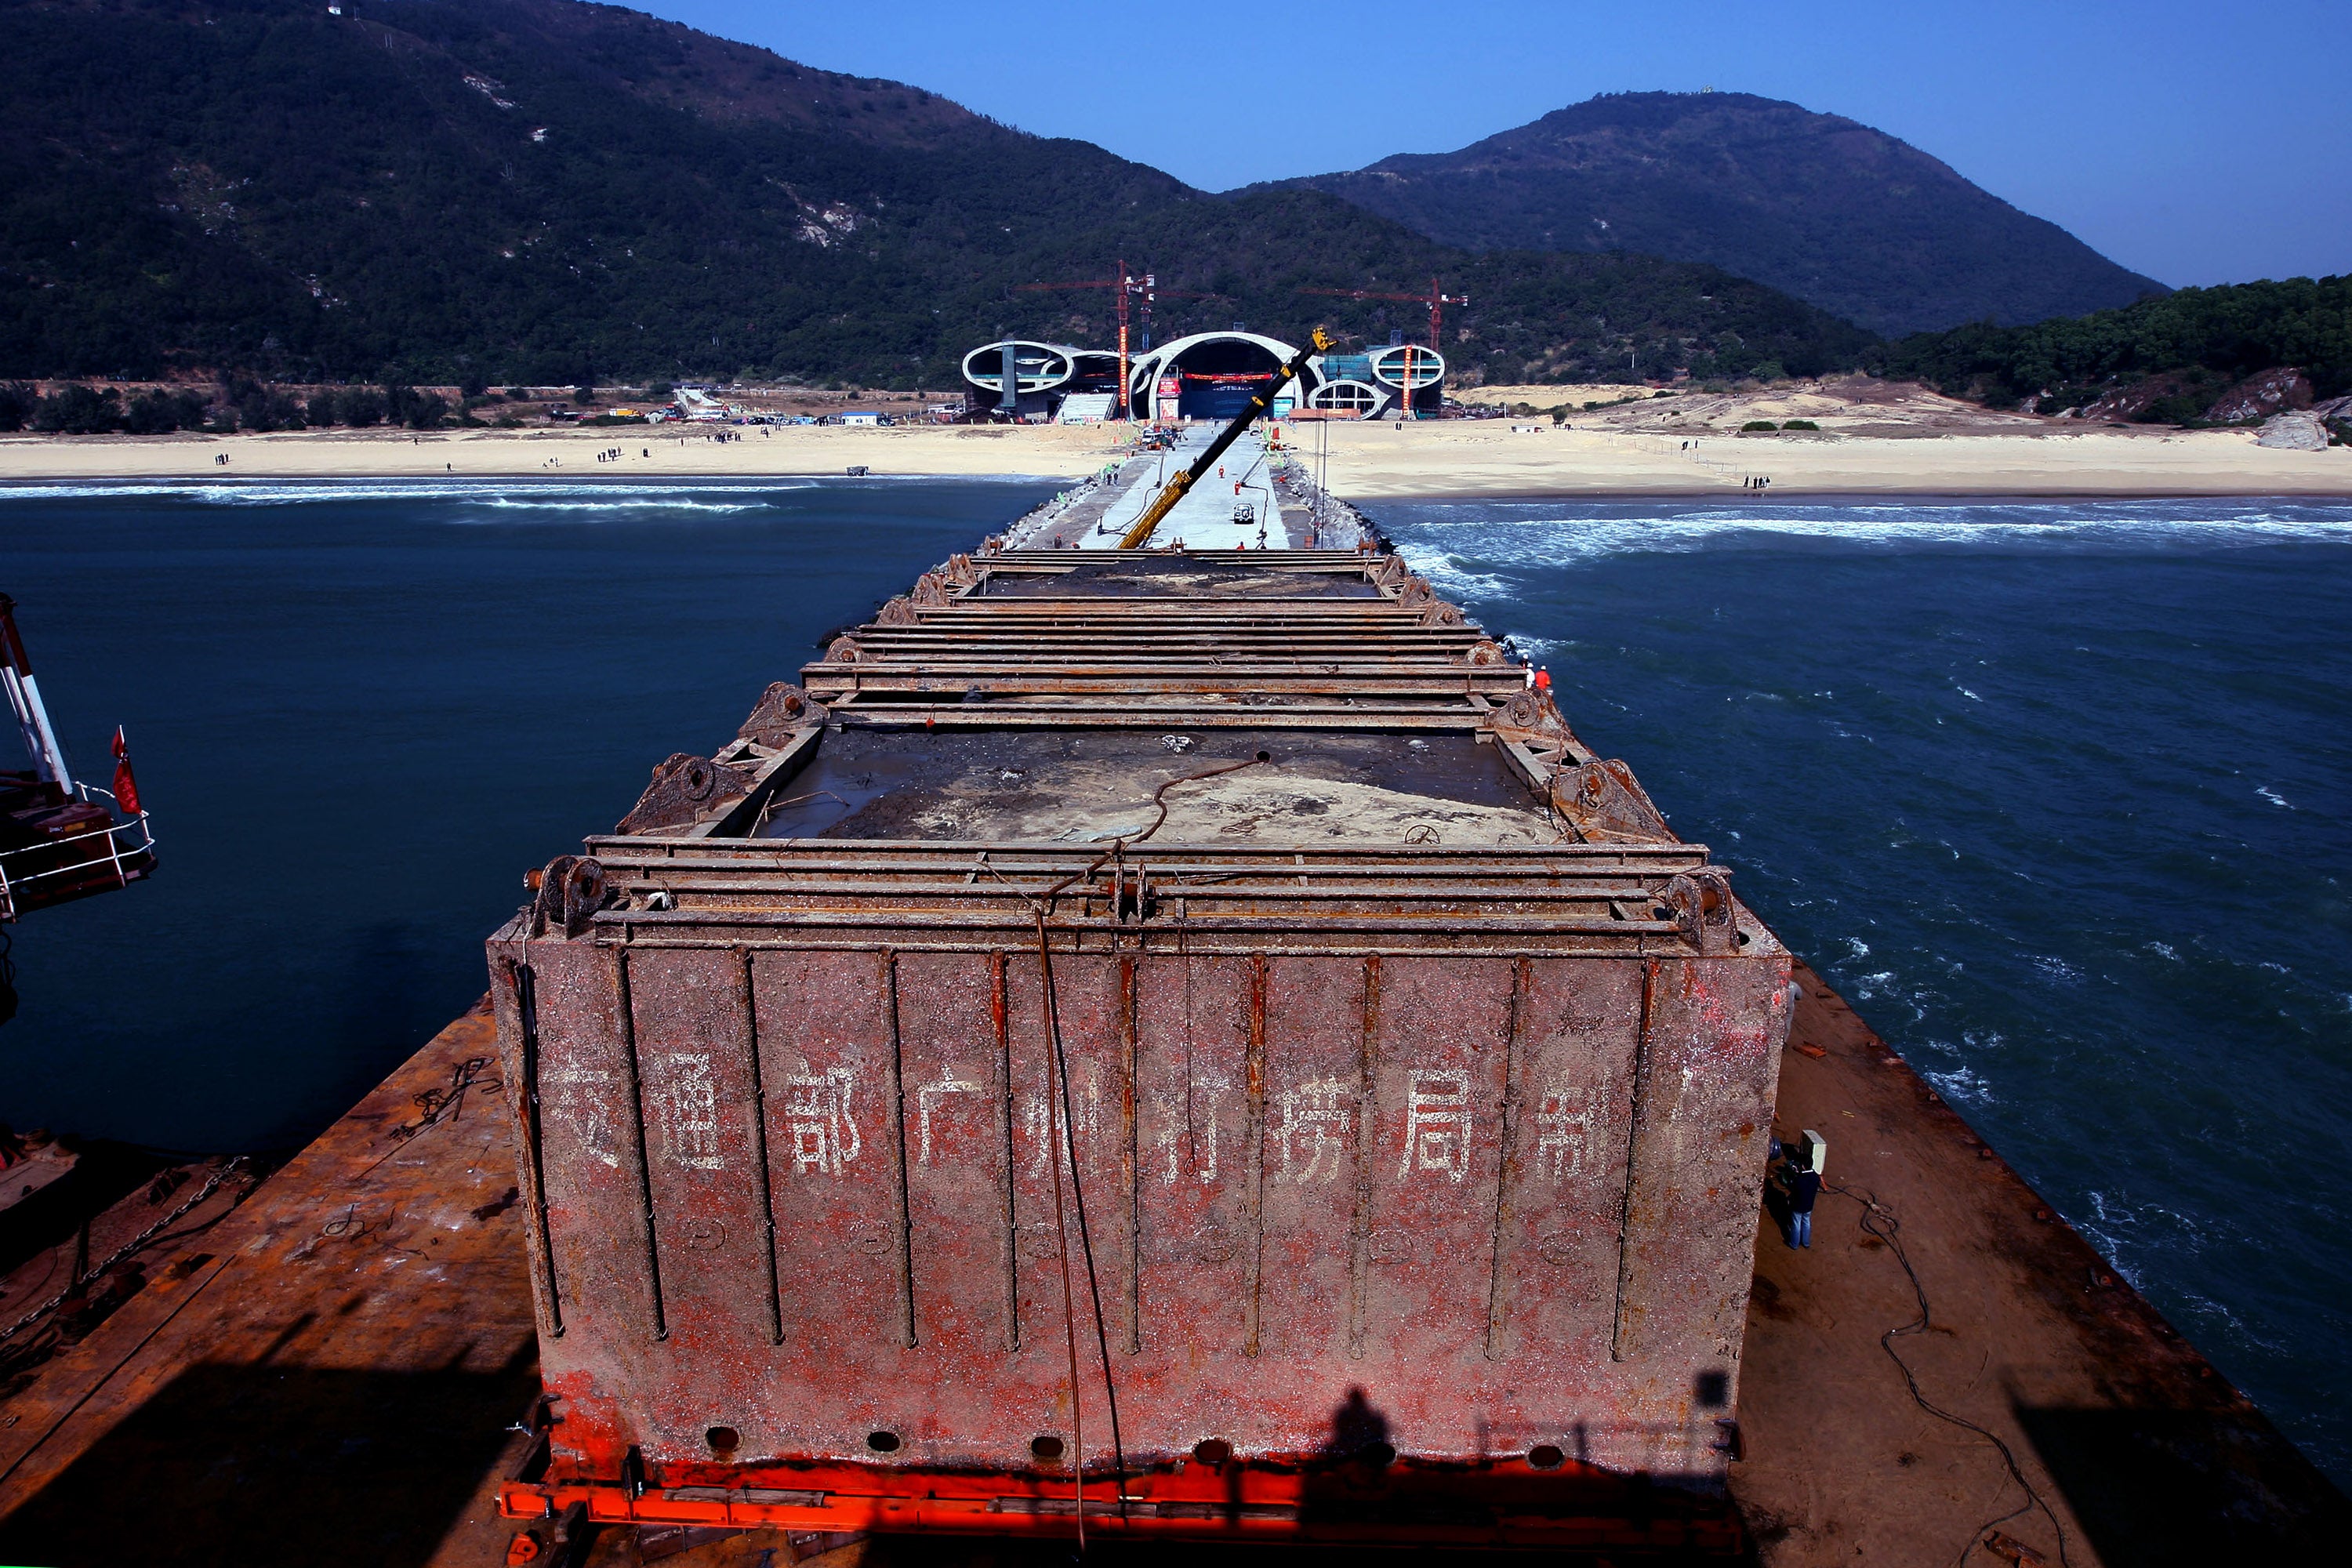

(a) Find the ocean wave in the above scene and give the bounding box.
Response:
[0,478,828,506]
[1409,554,1512,601]
[2082,1189,2221,1262]
[1922,1062,1996,1105]
[0,473,1056,506]
[470,496,771,515]
[1382,499,2352,572]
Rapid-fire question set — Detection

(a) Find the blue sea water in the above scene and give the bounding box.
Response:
[0,481,2345,1486]
[0,476,1050,1144]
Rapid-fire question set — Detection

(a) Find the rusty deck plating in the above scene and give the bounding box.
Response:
[485,544,1791,1548]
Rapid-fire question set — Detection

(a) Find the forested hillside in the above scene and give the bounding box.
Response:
[1871,275,2352,420]
[1262,92,2165,338]
[0,0,1871,390]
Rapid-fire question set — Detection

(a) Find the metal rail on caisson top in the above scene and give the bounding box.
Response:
[1117,328,1331,549]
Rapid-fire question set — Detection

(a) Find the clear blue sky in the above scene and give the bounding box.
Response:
[632,0,2349,290]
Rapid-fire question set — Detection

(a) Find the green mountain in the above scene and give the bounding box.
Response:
[1259,92,2168,339]
[0,0,1872,390]
[1871,274,2352,419]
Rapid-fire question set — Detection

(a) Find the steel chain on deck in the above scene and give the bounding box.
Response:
[0,1157,250,1345]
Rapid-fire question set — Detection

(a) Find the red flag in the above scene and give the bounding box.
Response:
[111,726,140,816]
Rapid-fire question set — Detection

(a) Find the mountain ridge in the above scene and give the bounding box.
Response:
[1255,91,2168,337]
[0,0,1874,388]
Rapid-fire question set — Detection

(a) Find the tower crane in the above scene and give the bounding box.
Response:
[1297,278,1468,419]
[1017,267,1221,418]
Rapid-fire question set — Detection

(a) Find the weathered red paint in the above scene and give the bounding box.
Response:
[488,547,1792,1549]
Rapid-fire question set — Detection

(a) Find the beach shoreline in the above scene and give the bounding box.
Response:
[1,417,2346,500]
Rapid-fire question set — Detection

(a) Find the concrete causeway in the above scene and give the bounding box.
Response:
[1011,426,1303,550]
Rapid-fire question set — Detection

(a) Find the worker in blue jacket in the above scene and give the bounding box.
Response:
[1787,1153,1822,1248]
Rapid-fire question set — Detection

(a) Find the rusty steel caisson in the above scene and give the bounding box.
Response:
[488,547,1790,1552]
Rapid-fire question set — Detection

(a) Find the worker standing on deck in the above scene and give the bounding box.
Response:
[1787,1151,1821,1248]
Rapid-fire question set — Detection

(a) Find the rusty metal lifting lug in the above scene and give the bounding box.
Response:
[942,552,981,586]
[528,855,615,937]
[913,572,952,606]
[736,682,831,748]
[1462,638,1507,666]
[828,637,865,664]
[877,597,920,627]
[1490,688,1575,761]
[1419,601,1466,628]
[1496,689,1553,733]
[1397,576,1436,607]
[1553,760,1677,844]
[1663,869,1738,955]
[1112,858,1152,924]
[616,753,757,835]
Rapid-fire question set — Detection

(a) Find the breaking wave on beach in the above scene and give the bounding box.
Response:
[1383,497,2352,588]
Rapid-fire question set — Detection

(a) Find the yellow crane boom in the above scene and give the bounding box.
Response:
[1119,328,1330,550]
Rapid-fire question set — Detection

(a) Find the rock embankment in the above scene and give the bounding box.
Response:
[2205,368,2313,423]
[2076,365,2318,426]
[2256,410,2328,450]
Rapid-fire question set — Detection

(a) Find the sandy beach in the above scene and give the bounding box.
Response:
[0,423,1127,485]
[2,380,2345,499]
[1309,420,2352,498]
